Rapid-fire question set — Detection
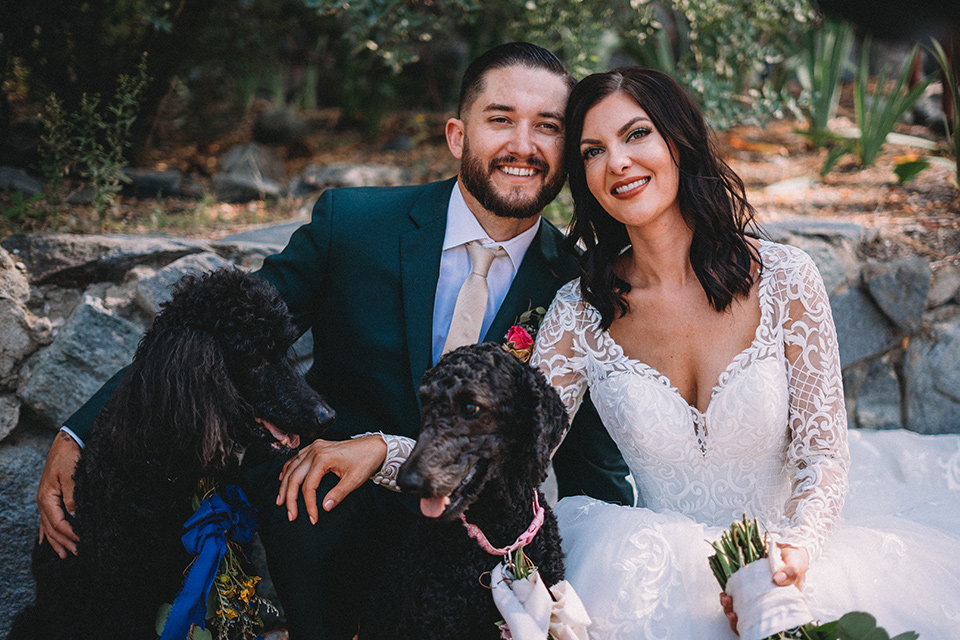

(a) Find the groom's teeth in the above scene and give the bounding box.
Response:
[501,166,536,176]
[614,177,650,194]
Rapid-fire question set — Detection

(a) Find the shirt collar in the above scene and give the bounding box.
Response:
[443,181,542,271]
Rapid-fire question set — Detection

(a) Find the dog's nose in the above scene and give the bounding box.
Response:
[315,404,336,430]
[397,464,425,495]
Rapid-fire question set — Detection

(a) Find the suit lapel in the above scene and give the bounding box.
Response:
[485,223,560,344]
[400,179,455,396]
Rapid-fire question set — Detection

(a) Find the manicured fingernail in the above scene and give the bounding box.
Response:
[310,515,317,525]
[323,499,335,511]
[287,510,294,521]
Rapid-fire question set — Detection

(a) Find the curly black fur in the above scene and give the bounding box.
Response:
[10,268,335,640]
[360,342,569,640]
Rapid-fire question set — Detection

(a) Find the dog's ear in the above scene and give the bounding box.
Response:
[518,361,570,475]
[112,326,240,473]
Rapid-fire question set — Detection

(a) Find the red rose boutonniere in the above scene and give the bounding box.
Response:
[503,306,546,363]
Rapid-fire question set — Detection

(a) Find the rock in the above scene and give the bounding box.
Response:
[212,172,285,202]
[1,234,212,287]
[291,163,410,196]
[210,240,287,272]
[17,295,142,429]
[852,354,902,430]
[211,144,288,202]
[0,432,51,633]
[831,287,901,368]
[0,166,44,197]
[135,253,234,316]
[928,264,960,309]
[0,298,52,387]
[904,316,960,434]
[1,245,30,304]
[762,176,816,195]
[0,394,21,442]
[253,108,310,145]
[120,169,184,199]
[760,215,878,246]
[780,234,858,297]
[862,257,931,334]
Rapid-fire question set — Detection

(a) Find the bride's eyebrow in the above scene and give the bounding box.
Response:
[580,116,653,147]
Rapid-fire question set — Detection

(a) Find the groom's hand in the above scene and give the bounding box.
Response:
[277,435,387,524]
[37,431,82,558]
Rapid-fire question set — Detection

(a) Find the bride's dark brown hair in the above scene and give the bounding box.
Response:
[565,66,760,329]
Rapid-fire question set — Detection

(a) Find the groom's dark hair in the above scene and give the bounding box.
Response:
[457,42,575,117]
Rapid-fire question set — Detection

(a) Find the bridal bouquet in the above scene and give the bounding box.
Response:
[708,516,917,640]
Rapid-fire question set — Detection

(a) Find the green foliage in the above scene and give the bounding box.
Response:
[893,157,931,184]
[39,55,149,222]
[791,17,854,144]
[853,41,933,167]
[0,191,44,222]
[927,38,960,187]
[816,42,933,176]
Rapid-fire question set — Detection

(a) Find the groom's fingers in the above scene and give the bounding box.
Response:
[720,593,738,635]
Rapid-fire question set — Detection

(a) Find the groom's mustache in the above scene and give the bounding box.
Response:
[489,155,550,172]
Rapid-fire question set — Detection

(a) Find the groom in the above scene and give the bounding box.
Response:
[35,42,633,639]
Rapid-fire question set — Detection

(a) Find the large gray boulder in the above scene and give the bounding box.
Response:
[17,295,142,429]
[0,393,20,442]
[862,257,931,335]
[1,248,53,390]
[849,354,902,430]
[291,163,410,196]
[0,432,51,635]
[135,252,234,316]
[904,315,960,434]
[1,234,212,287]
[831,287,901,368]
[213,144,286,202]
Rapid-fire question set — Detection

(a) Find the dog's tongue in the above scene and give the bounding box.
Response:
[420,495,450,518]
[259,419,300,449]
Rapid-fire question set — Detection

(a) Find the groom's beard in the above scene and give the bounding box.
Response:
[459,143,566,220]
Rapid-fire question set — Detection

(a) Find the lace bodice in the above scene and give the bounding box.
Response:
[531,241,849,558]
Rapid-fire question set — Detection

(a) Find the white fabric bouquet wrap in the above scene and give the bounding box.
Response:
[490,563,591,640]
[723,545,814,640]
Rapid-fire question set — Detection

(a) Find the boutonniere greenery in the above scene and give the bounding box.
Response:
[503,306,547,363]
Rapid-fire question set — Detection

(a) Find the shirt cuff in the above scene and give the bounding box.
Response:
[351,432,414,492]
[60,426,85,449]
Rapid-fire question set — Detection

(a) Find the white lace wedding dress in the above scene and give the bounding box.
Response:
[531,241,960,639]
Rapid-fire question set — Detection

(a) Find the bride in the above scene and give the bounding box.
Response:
[532,65,960,639]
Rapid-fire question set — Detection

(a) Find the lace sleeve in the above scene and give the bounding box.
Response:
[531,283,590,429]
[773,249,850,559]
[352,432,415,492]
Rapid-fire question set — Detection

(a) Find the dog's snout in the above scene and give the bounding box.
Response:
[315,403,336,430]
[397,463,425,495]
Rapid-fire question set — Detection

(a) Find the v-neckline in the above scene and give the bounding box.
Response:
[600,241,772,420]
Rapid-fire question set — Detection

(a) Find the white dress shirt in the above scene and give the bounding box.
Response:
[431,182,541,364]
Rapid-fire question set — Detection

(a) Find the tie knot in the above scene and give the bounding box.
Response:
[465,241,503,277]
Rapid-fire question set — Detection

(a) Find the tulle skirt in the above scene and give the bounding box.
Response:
[555,429,960,640]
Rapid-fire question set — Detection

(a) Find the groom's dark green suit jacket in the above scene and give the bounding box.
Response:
[63,177,631,504]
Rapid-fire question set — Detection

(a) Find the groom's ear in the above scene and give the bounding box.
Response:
[446,118,465,159]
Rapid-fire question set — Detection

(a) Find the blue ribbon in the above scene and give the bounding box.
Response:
[159,485,257,640]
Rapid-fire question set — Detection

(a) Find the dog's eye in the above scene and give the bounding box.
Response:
[462,403,480,417]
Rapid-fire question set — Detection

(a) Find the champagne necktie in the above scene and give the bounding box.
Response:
[442,241,505,355]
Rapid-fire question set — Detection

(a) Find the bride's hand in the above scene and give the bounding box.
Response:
[276,435,387,524]
[719,543,810,635]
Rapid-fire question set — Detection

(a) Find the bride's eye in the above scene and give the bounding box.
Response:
[581,146,603,161]
[626,127,650,142]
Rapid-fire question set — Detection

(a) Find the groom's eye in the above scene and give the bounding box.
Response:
[462,403,480,417]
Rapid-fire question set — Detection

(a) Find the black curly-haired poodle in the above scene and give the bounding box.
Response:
[360,342,568,640]
[9,268,335,640]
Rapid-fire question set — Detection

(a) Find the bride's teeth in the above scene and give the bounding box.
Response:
[615,177,649,194]
[501,166,536,177]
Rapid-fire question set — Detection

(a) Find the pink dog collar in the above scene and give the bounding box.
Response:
[459,493,545,556]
